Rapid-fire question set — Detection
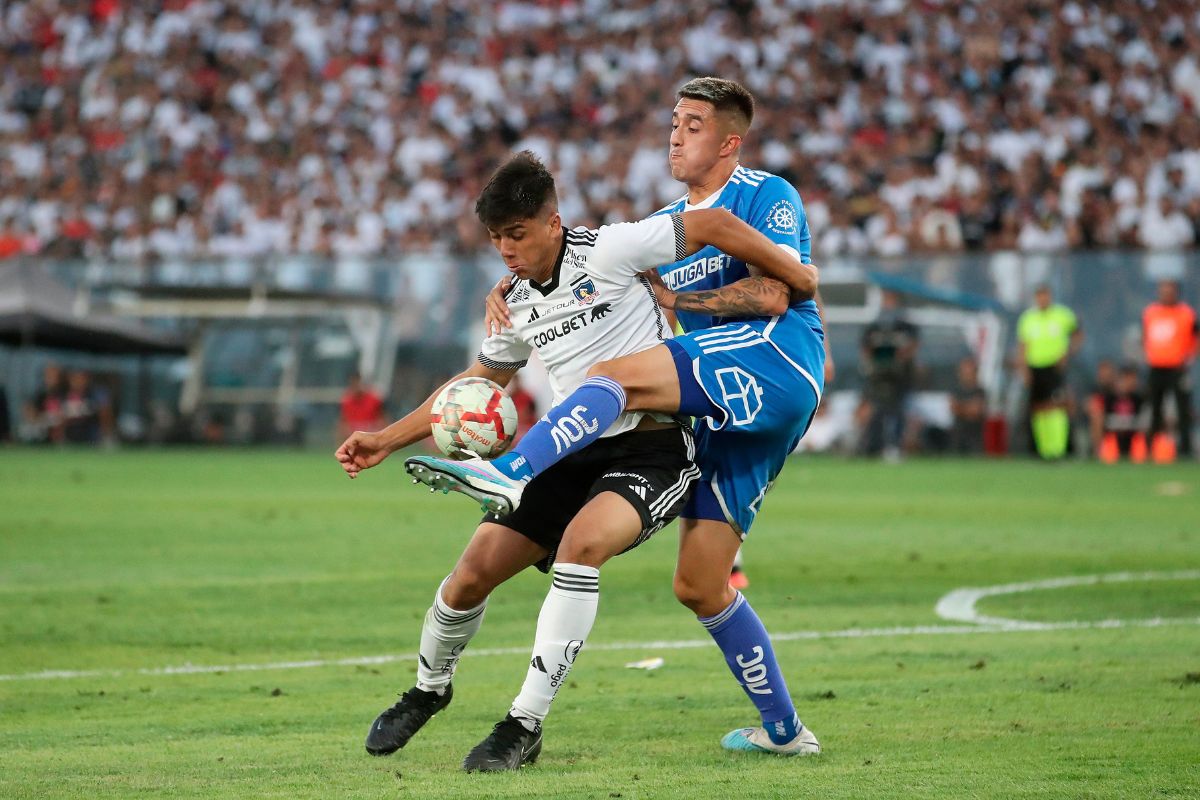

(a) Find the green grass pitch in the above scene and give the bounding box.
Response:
[1,449,1198,799]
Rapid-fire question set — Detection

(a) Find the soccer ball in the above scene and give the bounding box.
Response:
[430,377,518,458]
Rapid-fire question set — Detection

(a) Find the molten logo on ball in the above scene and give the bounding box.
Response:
[430,377,519,458]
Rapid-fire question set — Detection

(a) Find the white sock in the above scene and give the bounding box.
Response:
[509,563,599,729]
[415,576,487,695]
[732,547,744,569]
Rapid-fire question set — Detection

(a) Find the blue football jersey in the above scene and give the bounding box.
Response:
[651,164,818,334]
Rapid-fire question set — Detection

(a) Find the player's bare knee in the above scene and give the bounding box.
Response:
[443,565,491,609]
[556,537,610,568]
[586,358,612,377]
[586,359,624,385]
[674,573,732,616]
[672,573,707,613]
[587,361,650,411]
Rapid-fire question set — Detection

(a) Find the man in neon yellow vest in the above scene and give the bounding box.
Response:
[1017,285,1083,459]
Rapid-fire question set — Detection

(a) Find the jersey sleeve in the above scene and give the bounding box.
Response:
[590,215,687,279]
[746,176,812,263]
[477,329,531,372]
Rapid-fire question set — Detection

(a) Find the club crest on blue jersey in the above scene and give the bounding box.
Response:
[572,278,599,305]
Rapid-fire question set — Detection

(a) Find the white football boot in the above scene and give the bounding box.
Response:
[720,724,821,756]
[404,454,528,516]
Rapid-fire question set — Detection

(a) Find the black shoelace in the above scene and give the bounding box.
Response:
[380,688,439,721]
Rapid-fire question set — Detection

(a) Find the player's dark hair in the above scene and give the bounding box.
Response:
[475,151,558,229]
[678,77,755,132]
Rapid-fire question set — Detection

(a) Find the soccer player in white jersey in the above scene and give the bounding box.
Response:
[336,151,814,770]
[410,78,827,757]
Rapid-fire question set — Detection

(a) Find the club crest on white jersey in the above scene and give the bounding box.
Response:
[479,215,686,439]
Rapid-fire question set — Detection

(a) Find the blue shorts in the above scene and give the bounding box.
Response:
[665,308,825,537]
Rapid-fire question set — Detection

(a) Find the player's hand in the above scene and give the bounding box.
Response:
[824,354,836,386]
[639,270,675,310]
[485,277,514,336]
[335,431,390,479]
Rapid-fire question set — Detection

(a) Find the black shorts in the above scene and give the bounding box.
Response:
[487,425,699,572]
[1148,365,1191,396]
[1029,365,1064,404]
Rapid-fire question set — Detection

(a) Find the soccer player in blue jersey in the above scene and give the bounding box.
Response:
[409,77,825,756]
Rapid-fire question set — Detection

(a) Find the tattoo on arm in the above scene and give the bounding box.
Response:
[672,276,790,317]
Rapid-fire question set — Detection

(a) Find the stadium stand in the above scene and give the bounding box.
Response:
[1,0,1198,262]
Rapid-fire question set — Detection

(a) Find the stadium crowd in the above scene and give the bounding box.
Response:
[1,0,1200,263]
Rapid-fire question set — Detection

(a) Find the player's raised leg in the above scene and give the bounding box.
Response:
[462,491,651,772]
[366,523,547,756]
[674,515,819,756]
[491,344,684,476]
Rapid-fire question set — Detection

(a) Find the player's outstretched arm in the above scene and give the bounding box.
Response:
[678,208,818,300]
[335,362,517,479]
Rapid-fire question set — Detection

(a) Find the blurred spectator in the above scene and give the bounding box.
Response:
[1017,285,1082,460]
[0,2,1198,258]
[1017,194,1070,253]
[0,223,28,259]
[1187,197,1200,244]
[949,357,986,455]
[61,369,113,444]
[338,372,385,439]
[24,362,65,443]
[914,198,963,251]
[1097,365,1147,463]
[957,191,998,251]
[1069,188,1123,249]
[1142,280,1197,458]
[1138,197,1195,250]
[815,202,869,257]
[865,206,910,257]
[859,290,919,460]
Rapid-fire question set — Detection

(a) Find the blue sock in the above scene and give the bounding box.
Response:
[493,377,626,480]
[699,592,802,745]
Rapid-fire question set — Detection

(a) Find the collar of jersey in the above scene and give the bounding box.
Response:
[529,230,568,296]
[683,166,738,211]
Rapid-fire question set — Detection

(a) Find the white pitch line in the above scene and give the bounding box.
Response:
[2,615,1198,684]
[934,569,1200,627]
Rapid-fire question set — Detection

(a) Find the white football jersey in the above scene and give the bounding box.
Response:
[479,213,687,438]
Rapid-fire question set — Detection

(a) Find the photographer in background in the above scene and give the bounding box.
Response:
[859,291,920,461]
